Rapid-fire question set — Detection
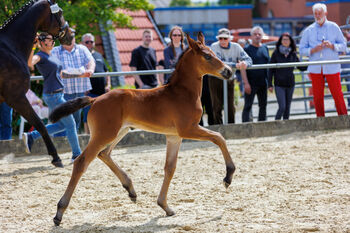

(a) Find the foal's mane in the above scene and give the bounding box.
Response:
[0,0,39,31]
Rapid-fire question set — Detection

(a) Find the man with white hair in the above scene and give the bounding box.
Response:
[242,26,270,122]
[299,3,347,117]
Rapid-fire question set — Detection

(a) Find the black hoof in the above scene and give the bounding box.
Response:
[130,195,137,203]
[52,159,64,168]
[53,217,61,226]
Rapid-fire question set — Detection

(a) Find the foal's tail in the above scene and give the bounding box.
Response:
[49,96,96,123]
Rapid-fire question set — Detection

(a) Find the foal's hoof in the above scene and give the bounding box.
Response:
[166,208,175,216]
[53,217,61,226]
[52,159,64,168]
[129,194,137,203]
[223,179,231,188]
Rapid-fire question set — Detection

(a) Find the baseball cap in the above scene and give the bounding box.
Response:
[216,28,233,40]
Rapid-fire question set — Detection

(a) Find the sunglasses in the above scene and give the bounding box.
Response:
[219,37,228,40]
[84,40,94,44]
[172,34,182,37]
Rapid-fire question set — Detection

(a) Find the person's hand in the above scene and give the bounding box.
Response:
[311,44,324,54]
[244,82,251,95]
[105,84,111,92]
[322,40,334,49]
[81,70,93,78]
[236,61,247,70]
[268,87,273,93]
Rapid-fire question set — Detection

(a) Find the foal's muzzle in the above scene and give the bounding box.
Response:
[220,66,233,80]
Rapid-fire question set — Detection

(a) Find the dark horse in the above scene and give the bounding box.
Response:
[50,32,235,226]
[0,0,73,167]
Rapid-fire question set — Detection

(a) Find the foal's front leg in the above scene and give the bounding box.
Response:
[158,135,182,216]
[178,125,235,188]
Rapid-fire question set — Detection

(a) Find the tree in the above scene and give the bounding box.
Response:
[170,0,192,7]
[0,0,154,39]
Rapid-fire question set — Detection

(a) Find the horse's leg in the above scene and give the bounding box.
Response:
[178,125,235,188]
[97,127,137,202]
[7,95,63,167]
[53,140,106,226]
[157,135,182,216]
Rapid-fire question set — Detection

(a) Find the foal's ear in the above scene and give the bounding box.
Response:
[197,32,205,45]
[186,33,199,51]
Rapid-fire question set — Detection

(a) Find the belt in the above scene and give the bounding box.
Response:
[48,89,63,94]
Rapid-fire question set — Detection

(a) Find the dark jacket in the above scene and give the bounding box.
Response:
[268,50,307,88]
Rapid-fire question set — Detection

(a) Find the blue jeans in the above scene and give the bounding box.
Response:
[64,93,85,132]
[275,86,294,120]
[0,102,13,140]
[30,92,81,157]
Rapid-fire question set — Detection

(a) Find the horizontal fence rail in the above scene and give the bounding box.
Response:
[28,59,350,124]
[30,59,350,81]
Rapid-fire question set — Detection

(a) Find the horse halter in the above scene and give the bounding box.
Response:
[47,0,69,40]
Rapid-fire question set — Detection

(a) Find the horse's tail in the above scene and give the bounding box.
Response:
[49,96,96,123]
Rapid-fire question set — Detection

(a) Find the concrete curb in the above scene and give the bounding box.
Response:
[1,115,349,157]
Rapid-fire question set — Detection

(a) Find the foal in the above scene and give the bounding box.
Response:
[51,32,236,226]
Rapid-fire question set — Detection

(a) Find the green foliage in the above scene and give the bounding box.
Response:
[0,0,154,40]
[218,0,253,5]
[170,0,192,7]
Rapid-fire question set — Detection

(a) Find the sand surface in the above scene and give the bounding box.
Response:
[1,129,350,232]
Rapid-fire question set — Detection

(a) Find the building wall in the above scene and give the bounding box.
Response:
[228,9,252,29]
[258,0,308,18]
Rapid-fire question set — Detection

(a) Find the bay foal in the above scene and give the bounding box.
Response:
[51,32,235,226]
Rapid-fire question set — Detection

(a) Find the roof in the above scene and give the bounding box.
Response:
[115,10,165,81]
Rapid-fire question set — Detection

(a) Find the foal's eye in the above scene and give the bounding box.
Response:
[204,54,211,60]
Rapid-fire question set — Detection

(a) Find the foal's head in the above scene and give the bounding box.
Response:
[40,0,73,45]
[186,32,232,80]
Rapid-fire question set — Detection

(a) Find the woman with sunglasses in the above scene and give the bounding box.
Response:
[23,32,81,164]
[163,26,186,84]
[268,32,307,120]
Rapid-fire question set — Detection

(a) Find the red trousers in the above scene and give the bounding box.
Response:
[309,72,348,117]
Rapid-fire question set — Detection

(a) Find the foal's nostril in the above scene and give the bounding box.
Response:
[220,68,232,79]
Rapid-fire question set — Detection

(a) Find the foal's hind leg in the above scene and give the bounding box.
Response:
[97,127,137,202]
[53,140,106,226]
[178,125,235,188]
[158,135,182,216]
[7,95,63,167]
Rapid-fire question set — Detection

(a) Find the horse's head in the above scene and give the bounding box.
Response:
[43,0,73,45]
[186,32,232,80]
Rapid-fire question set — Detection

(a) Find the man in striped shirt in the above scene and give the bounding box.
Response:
[51,29,95,132]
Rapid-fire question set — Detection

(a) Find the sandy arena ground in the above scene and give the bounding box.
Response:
[1,129,350,232]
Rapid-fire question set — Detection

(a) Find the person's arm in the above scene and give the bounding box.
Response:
[156,65,164,85]
[241,69,251,95]
[105,76,111,92]
[268,51,277,91]
[130,66,143,88]
[28,41,41,68]
[236,45,252,70]
[81,58,95,78]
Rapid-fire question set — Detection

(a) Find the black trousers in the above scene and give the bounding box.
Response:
[208,76,235,124]
[200,75,214,126]
[242,85,267,122]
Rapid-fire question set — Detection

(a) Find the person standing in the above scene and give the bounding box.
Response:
[23,32,81,163]
[163,26,185,84]
[51,28,96,132]
[129,29,160,89]
[242,26,270,122]
[299,3,347,117]
[209,28,252,124]
[0,102,12,140]
[268,33,307,120]
[81,33,111,134]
